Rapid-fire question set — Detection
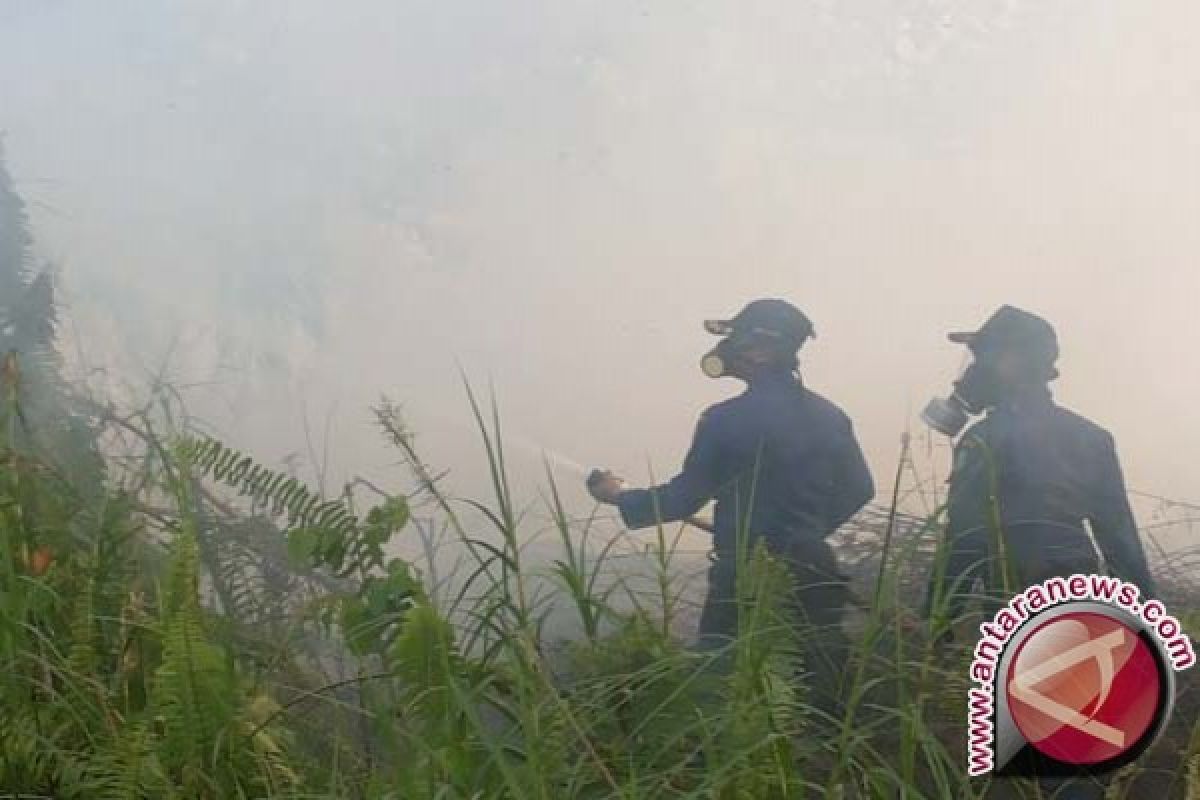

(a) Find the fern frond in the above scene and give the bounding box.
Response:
[67,576,98,676]
[151,591,236,789]
[76,722,170,800]
[176,437,357,541]
[176,436,410,583]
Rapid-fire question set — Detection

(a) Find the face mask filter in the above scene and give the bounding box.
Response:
[699,335,752,380]
[700,350,727,379]
[921,358,995,437]
[920,393,972,437]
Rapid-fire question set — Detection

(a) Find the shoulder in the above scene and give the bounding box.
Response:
[1046,407,1118,455]
[692,393,744,435]
[797,388,855,429]
[1049,403,1115,447]
[700,392,745,420]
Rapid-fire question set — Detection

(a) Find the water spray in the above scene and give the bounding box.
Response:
[506,434,716,533]
[408,401,714,533]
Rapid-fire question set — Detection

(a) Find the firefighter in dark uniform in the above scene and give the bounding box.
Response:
[587,298,875,707]
[922,305,1156,623]
[921,305,1157,797]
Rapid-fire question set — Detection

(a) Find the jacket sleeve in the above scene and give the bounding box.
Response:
[825,417,875,532]
[1087,432,1156,595]
[616,411,723,530]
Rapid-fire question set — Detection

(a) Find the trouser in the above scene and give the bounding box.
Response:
[695,537,850,710]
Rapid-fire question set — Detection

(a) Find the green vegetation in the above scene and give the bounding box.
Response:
[3,151,1200,799]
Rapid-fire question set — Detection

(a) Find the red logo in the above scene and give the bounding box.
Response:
[1005,611,1162,765]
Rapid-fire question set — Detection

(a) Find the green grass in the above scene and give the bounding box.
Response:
[2,367,1199,799]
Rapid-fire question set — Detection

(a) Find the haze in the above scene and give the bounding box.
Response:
[2,0,1197,535]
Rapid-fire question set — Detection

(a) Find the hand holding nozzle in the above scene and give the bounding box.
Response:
[586,468,715,533]
[586,468,626,505]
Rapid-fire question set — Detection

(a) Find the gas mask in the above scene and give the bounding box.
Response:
[700,334,756,379]
[921,356,1002,437]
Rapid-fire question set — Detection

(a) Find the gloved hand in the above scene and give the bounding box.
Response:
[586,468,626,505]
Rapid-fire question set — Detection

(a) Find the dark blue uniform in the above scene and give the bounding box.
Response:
[615,369,874,646]
[929,386,1156,621]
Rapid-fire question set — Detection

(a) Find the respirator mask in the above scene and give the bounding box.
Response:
[700,328,788,379]
[700,335,742,379]
[920,355,1001,437]
[924,305,1061,436]
[699,303,812,380]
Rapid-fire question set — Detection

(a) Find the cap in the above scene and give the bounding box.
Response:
[948,305,1059,362]
[704,297,815,347]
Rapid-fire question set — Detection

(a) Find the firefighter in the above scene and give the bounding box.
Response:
[922,306,1157,797]
[922,304,1156,625]
[587,298,874,708]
